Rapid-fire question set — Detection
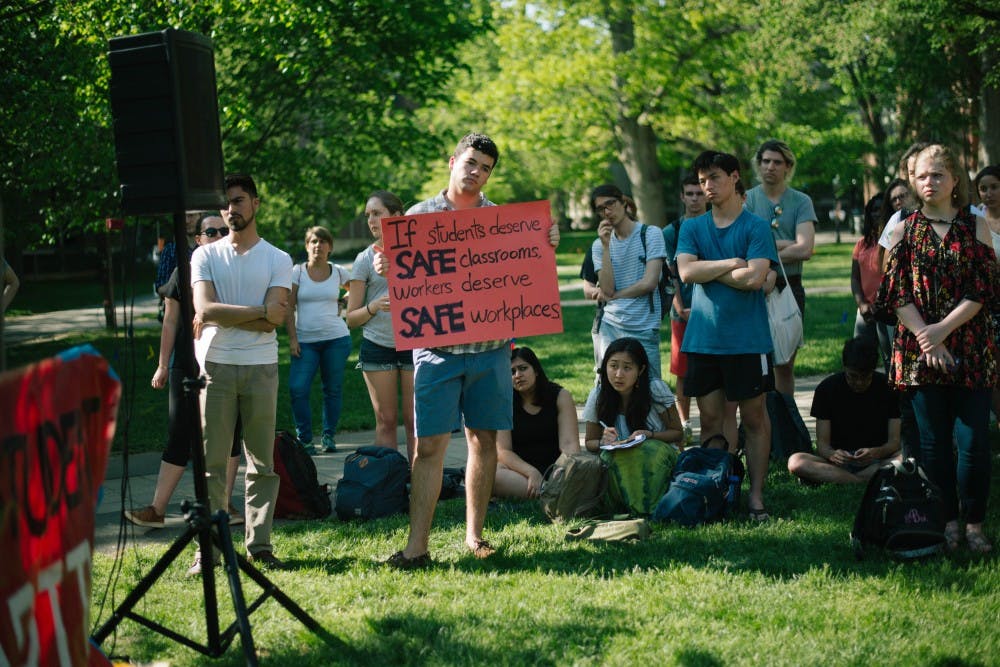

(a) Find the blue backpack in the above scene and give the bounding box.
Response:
[652,437,744,527]
[335,446,410,520]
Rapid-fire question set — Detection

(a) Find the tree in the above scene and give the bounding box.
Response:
[1,0,491,256]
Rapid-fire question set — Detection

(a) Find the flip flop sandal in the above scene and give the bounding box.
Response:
[944,523,963,551]
[469,539,496,559]
[748,507,770,522]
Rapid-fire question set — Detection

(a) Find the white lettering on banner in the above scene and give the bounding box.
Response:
[2,540,92,667]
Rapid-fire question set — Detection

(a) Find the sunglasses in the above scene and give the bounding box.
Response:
[200,227,229,238]
[770,204,783,230]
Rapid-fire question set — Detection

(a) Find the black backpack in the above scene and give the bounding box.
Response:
[273,431,332,519]
[652,437,745,527]
[737,391,812,460]
[850,459,946,560]
[637,223,673,320]
[335,446,409,520]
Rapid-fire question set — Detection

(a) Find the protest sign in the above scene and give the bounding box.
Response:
[380,200,563,350]
[0,346,120,666]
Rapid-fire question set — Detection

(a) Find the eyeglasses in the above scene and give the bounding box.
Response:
[594,200,620,214]
[890,193,908,203]
[770,204,783,230]
[200,227,229,238]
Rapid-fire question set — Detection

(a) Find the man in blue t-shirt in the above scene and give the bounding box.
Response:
[676,150,778,521]
[788,337,901,485]
[663,173,707,439]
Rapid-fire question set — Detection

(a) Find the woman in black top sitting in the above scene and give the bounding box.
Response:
[494,347,580,499]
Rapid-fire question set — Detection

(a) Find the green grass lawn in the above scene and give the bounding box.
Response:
[10,234,997,665]
[91,471,1000,666]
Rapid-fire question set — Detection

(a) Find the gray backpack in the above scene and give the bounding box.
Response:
[539,452,608,522]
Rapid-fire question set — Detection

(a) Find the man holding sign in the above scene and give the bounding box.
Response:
[382,133,559,567]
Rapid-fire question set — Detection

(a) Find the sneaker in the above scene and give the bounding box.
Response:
[681,421,693,446]
[124,505,165,528]
[228,505,245,526]
[248,551,289,570]
[298,438,318,455]
[322,434,337,453]
[186,553,218,577]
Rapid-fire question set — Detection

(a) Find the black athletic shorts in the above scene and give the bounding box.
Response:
[684,352,774,402]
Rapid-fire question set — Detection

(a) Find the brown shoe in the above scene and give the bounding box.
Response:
[248,551,289,570]
[125,505,165,528]
[384,551,432,570]
[469,539,496,559]
[228,505,245,526]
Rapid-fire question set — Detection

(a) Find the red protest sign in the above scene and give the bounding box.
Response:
[0,346,120,667]
[380,200,563,350]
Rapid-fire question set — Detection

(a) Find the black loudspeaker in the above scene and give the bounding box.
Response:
[108,29,227,216]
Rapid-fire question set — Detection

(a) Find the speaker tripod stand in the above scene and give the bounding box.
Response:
[91,211,336,665]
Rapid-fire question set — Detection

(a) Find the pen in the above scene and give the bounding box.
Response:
[599,421,610,429]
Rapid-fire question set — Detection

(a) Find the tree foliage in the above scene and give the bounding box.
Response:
[1,0,490,253]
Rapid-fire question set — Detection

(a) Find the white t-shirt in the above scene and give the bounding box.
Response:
[582,377,676,436]
[878,209,904,249]
[191,238,293,365]
[350,245,395,348]
[292,262,350,343]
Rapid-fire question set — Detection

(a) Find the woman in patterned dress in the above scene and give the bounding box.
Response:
[878,145,998,553]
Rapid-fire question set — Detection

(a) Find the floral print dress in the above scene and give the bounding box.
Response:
[875,209,998,390]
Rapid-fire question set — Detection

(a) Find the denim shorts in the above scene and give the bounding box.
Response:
[356,338,414,372]
[413,346,513,436]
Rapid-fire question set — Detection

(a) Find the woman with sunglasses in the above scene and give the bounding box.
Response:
[125,213,243,528]
[346,191,415,462]
[286,226,352,454]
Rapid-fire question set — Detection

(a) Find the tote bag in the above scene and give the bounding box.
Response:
[766,253,803,365]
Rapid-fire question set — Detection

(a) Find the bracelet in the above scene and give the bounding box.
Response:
[366,302,374,316]
[263,302,268,318]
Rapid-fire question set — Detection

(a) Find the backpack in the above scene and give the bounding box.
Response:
[637,223,674,320]
[273,431,332,519]
[850,458,946,560]
[564,518,651,542]
[652,438,745,527]
[439,466,466,501]
[601,439,679,517]
[334,446,410,521]
[737,391,812,460]
[539,452,609,522]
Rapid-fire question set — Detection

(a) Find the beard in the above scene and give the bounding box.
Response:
[227,214,251,232]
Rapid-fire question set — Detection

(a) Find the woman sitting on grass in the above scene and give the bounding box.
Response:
[583,337,683,450]
[493,346,580,499]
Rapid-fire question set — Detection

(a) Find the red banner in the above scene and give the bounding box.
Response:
[0,346,120,667]
[380,200,564,350]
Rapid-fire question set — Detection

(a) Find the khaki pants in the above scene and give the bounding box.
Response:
[201,361,280,555]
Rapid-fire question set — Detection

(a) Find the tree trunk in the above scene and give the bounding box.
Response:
[606,1,668,227]
[616,115,668,227]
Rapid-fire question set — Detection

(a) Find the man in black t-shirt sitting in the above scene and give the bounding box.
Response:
[788,337,901,485]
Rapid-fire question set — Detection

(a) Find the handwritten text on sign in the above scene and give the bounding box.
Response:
[381,200,563,350]
[1,346,120,666]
